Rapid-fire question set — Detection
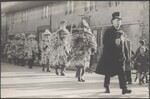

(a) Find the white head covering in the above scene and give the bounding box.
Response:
[28,34,36,38]
[43,29,52,36]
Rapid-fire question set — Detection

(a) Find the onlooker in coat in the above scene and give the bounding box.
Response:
[95,12,131,94]
[135,46,149,85]
[134,40,149,83]
[124,39,133,84]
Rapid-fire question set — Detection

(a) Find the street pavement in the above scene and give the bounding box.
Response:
[1,62,149,98]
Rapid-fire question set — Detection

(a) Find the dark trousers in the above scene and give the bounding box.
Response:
[125,71,132,82]
[104,68,127,89]
[20,58,26,66]
[14,57,17,65]
[8,58,12,63]
[28,58,34,68]
[55,64,66,75]
[42,59,50,71]
[76,66,85,78]
[17,58,21,65]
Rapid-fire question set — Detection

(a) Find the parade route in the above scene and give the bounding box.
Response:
[1,62,149,98]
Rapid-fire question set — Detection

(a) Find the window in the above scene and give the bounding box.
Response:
[42,6,46,19]
[42,6,49,19]
[71,1,74,13]
[90,1,96,11]
[85,1,90,11]
[65,1,74,15]
[115,1,120,6]
[25,11,28,21]
[46,6,49,18]
[11,14,14,24]
[23,11,26,22]
[109,1,111,7]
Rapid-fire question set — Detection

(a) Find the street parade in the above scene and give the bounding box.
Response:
[1,1,149,98]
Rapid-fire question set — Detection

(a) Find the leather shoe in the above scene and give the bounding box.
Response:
[122,89,132,94]
[105,87,110,93]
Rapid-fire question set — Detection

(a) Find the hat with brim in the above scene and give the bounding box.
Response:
[112,12,122,20]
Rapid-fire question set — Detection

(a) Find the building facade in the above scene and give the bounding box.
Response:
[1,1,149,53]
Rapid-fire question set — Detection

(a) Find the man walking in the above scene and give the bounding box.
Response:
[95,12,132,94]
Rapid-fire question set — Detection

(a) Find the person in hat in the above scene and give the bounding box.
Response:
[26,34,39,69]
[40,29,52,72]
[67,19,97,82]
[95,12,132,94]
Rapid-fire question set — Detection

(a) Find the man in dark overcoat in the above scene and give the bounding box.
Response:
[95,12,132,94]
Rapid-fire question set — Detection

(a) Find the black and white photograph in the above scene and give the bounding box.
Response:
[1,0,149,98]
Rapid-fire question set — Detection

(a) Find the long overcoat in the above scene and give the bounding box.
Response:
[95,26,128,77]
[125,39,133,71]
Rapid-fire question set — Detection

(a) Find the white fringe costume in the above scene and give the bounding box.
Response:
[50,29,71,67]
[67,28,97,68]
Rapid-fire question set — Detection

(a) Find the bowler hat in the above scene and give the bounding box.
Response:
[112,12,122,20]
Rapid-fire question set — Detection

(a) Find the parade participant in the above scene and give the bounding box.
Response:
[124,39,133,84]
[18,33,27,66]
[95,12,132,94]
[51,20,71,76]
[26,34,39,69]
[5,39,13,63]
[135,46,149,85]
[3,40,10,62]
[59,20,67,30]
[68,19,97,82]
[13,34,21,65]
[40,29,52,72]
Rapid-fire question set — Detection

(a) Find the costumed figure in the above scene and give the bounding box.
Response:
[26,34,39,69]
[4,39,13,63]
[40,29,52,72]
[13,34,21,65]
[51,20,71,76]
[68,19,97,82]
[17,33,27,66]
